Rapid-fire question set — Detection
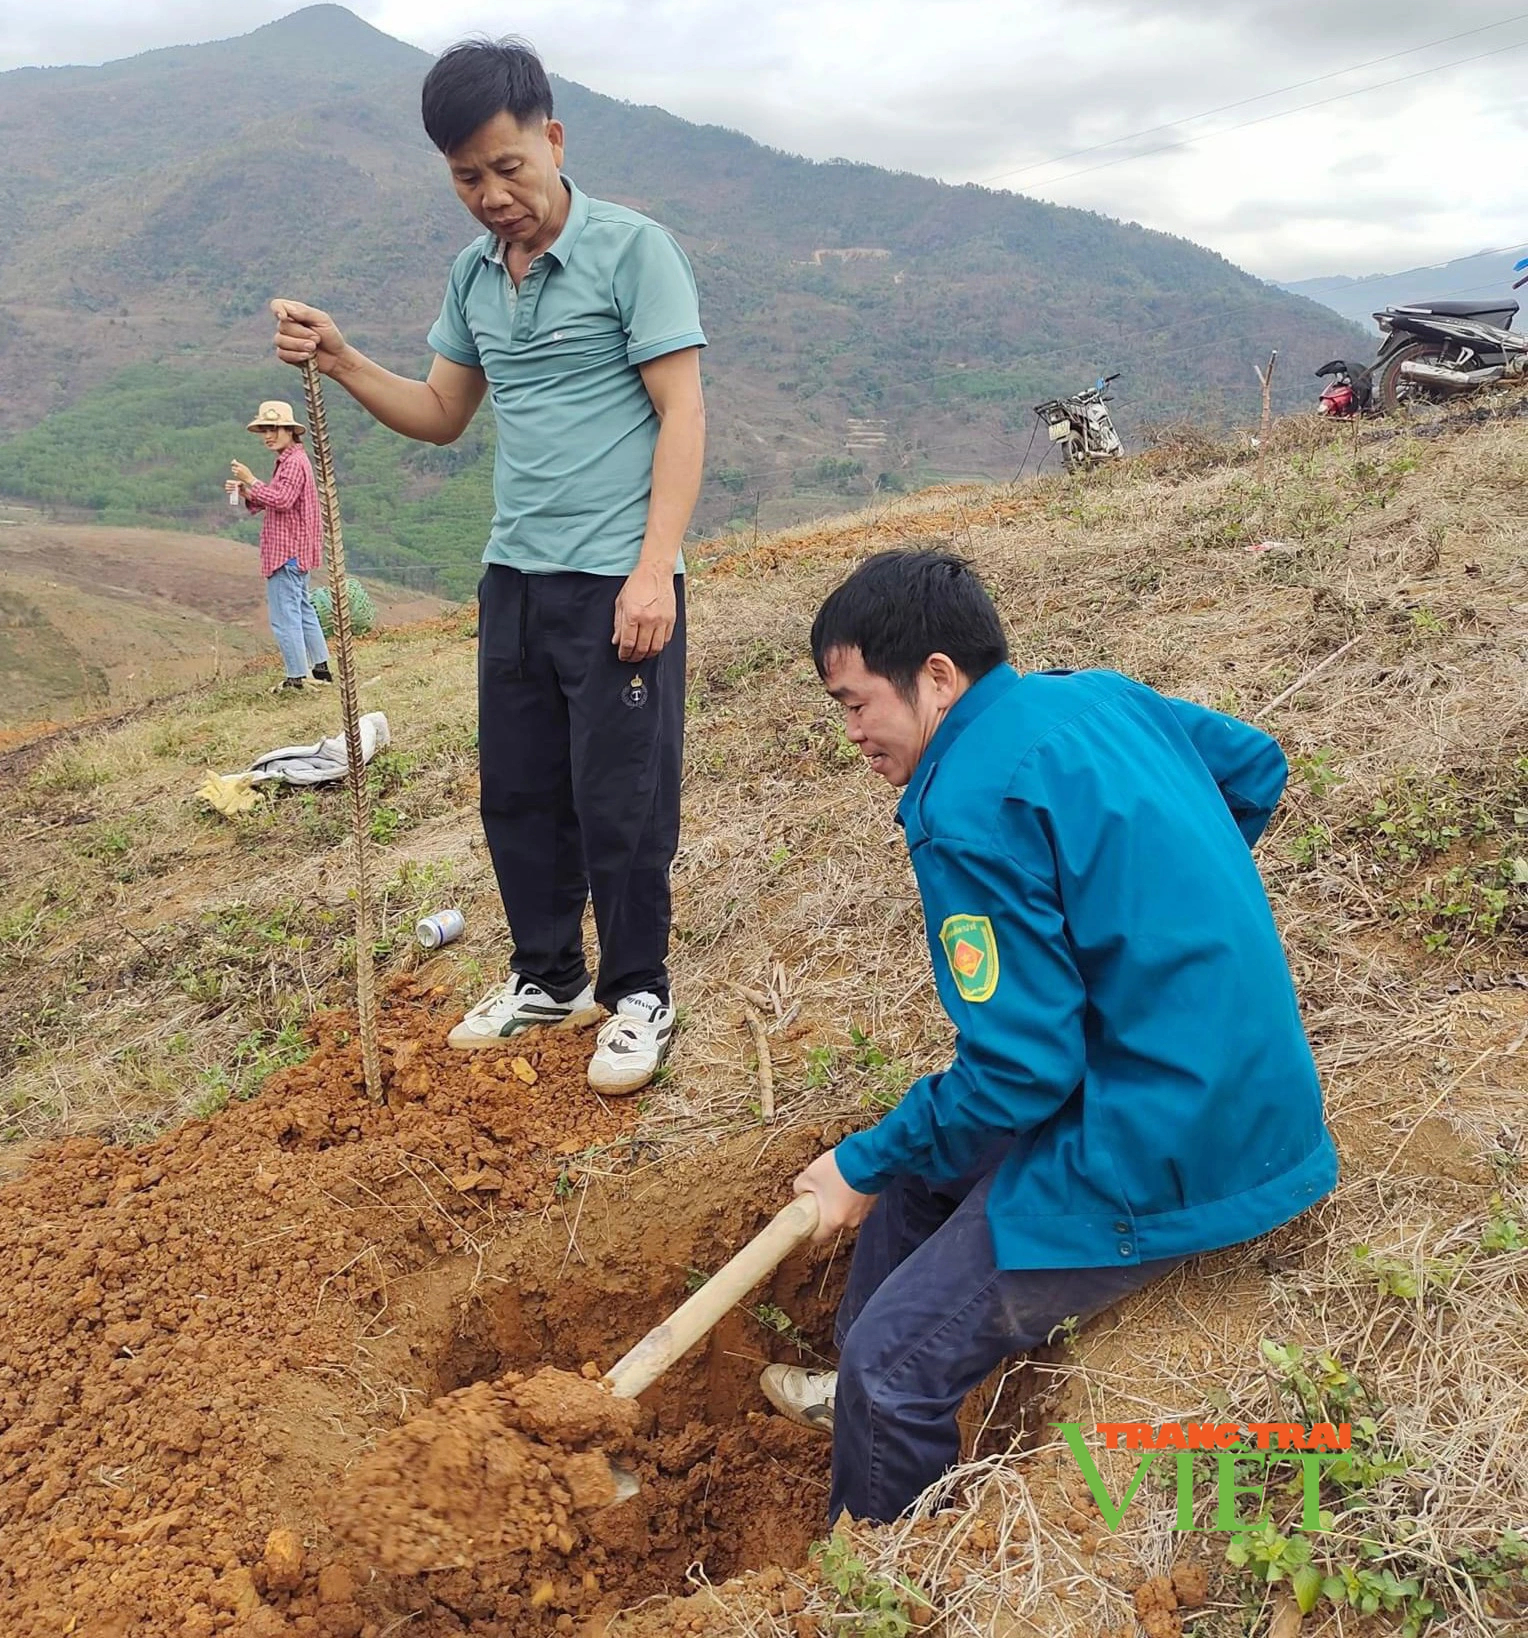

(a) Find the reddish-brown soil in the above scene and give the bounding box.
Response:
[331,1364,828,1631]
[330,1368,643,1576]
[0,980,837,1636]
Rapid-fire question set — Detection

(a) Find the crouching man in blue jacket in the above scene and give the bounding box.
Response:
[760,549,1338,1524]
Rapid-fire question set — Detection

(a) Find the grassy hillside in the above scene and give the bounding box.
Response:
[0,390,1525,1633]
[0,367,495,598]
[0,6,1370,583]
[0,517,449,729]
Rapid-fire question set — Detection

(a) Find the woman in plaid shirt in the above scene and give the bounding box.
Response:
[227,400,334,693]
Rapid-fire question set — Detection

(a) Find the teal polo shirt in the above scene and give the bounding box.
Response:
[427,178,706,576]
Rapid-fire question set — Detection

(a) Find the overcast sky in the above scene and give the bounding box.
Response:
[5,0,1528,282]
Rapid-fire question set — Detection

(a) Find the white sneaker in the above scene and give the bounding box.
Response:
[447,974,600,1049]
[760,1365,836,1434]
[586,992,674,1095]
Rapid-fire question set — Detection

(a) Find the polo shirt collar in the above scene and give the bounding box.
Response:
[480,176,588,268]
[896,664,1021,829]
[544,177,588,265]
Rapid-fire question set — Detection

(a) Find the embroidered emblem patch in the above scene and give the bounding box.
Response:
[622,673,648,709]
[939,914,999,1003]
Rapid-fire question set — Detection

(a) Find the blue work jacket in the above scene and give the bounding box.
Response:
[835,665,1338,1270]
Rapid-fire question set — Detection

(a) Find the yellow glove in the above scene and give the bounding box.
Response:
[195,770,262,817]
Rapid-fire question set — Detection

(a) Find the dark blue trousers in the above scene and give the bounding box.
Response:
[829,1146,1182,1523]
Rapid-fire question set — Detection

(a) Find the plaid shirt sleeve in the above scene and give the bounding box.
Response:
[246,454,306,512]
[248,447,324,577]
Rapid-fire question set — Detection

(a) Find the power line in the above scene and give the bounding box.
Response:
[979,11,1528,188]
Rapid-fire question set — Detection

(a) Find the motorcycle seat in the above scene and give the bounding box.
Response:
[1391,299,1518,323]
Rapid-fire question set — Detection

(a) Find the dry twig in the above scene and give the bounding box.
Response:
[738,999,775,1124]
[1254,633,1364,722]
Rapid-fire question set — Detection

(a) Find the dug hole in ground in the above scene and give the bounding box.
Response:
[2,400,1528,1638]
[3,995,860,1636]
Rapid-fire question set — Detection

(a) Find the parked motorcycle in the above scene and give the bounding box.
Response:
[1034,374,1124,471]
[1314,359,1373,419]
[1367,256,1528,414]
[1314,258,1528,418]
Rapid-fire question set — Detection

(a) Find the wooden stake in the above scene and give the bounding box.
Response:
[299,358,384,1104]
[724,980,777,1122]
[1254,349,1279,452]
[726,980,774,1013]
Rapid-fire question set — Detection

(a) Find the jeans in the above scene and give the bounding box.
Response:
[476,565,685,1009]
[829,1142,1184,1524]
[265,561,329,679]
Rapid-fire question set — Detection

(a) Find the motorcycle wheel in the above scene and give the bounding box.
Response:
[1375,340,1450,415]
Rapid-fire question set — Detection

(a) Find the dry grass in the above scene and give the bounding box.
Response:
[615,396,1528,1637]
[3,393,1528,1632]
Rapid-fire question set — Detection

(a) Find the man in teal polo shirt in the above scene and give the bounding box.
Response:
[270,40,706,1094]
[761,550,1338,1525]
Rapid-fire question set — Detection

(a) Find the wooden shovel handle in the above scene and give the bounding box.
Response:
[603,1194,821,1401]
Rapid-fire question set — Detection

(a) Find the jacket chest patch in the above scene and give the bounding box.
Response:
[939,914,1000,1003]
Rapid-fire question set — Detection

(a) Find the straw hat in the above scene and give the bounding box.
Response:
[247,400,305,433]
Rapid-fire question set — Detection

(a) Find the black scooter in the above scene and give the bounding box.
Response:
[1365,256,1528,413]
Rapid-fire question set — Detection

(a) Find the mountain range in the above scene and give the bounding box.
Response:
[0,4,1370,594]
[1283,245,1528,333]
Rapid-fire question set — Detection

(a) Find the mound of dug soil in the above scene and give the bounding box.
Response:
[269,982,637,1209]
[0,980,836,1636]
[329,1368,641,1574]
[331,1364,829,1632]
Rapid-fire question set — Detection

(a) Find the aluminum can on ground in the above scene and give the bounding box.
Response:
[416,908,466,949]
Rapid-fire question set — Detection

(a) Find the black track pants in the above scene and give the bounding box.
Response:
[476,565,684,1008]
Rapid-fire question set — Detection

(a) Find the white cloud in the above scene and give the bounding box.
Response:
[4,0,1528,279]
